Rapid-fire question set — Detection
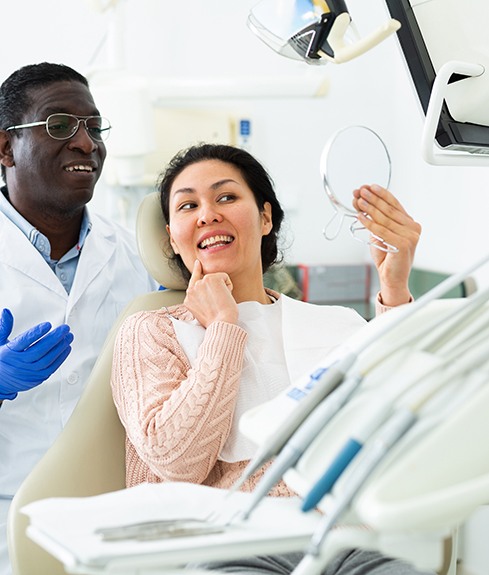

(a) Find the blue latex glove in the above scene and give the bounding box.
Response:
[0,309,74,401]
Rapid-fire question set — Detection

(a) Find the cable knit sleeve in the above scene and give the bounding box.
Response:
[111,308,248,484]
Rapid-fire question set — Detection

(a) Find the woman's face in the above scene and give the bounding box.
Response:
[166,159,272,282]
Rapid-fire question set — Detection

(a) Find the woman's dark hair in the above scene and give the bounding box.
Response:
[158,143,285,281]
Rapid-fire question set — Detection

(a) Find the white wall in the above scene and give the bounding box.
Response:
[4,0,489,286]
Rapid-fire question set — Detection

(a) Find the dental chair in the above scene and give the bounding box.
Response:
[8,193,468,575]
[7,191,187,575]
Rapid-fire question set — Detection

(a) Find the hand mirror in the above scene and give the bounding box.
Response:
[320,125,398,253]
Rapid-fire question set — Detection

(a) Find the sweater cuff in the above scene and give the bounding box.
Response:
[202,321,248,363]
[375,291,414,316]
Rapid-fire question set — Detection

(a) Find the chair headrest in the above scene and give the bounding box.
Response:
[136,192,188,290]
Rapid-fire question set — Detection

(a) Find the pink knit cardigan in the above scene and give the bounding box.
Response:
[111,300,294,496]
[111,292,393,494]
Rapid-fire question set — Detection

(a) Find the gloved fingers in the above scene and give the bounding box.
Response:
[0,390,18,401]
[0,337,73,391]
[0,328,73,372]
[33,344,73,381]
[26,324,73,360]
[6,321,53,352]
[26,331,74,372]
[0,309,14,345]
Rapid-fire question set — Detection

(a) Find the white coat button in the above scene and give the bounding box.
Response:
[67,372,79,385]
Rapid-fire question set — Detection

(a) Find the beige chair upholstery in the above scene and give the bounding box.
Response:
[7,192,187,575]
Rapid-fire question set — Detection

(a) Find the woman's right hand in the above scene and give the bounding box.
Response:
[184,260,239,328]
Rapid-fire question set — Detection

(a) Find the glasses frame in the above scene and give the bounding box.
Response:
[5,113,111,142]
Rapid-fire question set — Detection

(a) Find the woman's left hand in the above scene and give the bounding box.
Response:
[352,184,421,307]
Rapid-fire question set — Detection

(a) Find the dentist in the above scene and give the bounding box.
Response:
[0,62,156,575]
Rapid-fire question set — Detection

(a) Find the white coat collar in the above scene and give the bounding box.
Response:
[0,209,118,307]
[0,211,67,297]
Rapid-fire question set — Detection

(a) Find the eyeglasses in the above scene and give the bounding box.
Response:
[5,113,111,142]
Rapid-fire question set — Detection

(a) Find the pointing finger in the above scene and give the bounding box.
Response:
[187,259,203,290]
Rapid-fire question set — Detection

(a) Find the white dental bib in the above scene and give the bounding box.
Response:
[170,294,365,462]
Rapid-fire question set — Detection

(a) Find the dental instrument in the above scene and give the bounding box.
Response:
[292,357,489,575]
[307,406,418,555]
[233,282,489,523]
[408,286,489,355]
[300,321,489,514]
[239,348,436,521]
[230,351,358,495]
[95,518,226,542]
[237,371,363,521]
[227,253,489,521]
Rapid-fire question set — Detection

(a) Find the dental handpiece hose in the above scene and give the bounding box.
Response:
[300,400,393,513]
[231,251,489,499]
[411,285,489,355]
[231,351,358,495]
[238,372,364,520]
[301,325,489,514]
[307,406,417,557]
[305,337,489,559]
[237,294,486,520]
[291,368,487,575]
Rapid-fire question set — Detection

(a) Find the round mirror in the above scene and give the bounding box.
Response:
[320,125,397,252]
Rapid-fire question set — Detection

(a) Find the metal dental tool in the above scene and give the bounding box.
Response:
[95,518,226,542]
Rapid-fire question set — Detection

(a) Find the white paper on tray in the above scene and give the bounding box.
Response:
[22,482,322,573]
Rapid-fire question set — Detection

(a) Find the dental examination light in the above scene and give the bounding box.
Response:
[247,0,400,65]
[249,0,489,164]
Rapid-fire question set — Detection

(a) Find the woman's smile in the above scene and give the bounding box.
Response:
[198,233,234,250]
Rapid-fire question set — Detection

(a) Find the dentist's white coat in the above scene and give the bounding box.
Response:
[0,208,157,574]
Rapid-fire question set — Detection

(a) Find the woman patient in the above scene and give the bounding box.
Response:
[111,143,428,575]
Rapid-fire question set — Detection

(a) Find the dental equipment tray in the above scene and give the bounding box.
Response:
[22,483,322,574]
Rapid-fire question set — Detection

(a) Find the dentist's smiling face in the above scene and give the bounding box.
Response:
[5,80,106,220]
[167,159,272,286]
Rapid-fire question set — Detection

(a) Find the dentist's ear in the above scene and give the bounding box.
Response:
[166,224,180,255]
[0,130,14,169]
